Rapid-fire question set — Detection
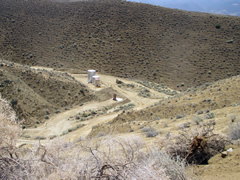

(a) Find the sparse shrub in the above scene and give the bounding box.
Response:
[176,114,184,119]
[49,135,57,139]
[82,112,88,117]
[92,125,98,129]
[142,127,159,137]
[165,132,171,139]
[55,109,61,114]
[23,135,31,138]
[76,136,187,179]
[216,24,221,29]
[60,130,68,136]
[205,112,215,119]
[116,79,123,84]
[0,96,189,179]
[230,114,236,122]
[164,123,168,127]
[179,122,190,129]
[146,131,159,137]
[80,117,86,121]
[192,115,203,125]
[95,131,106,138]
[10,99,18,107]
[229,122,240,140]
[35,136,46,140]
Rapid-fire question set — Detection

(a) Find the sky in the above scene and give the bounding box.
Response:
[126,0,240,16]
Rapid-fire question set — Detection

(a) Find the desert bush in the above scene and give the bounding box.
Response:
[23,135,31,138]
[49,135,57,139]
[0,97,190,179]
[176,114,184,119]
[216,24,221,29]
[35,136,46,140]
[0,95,21,150]
[204,112,215,119]
[95,131,106,138]
[75,136,187,179]
[192,115,203,125]
[0,96,24,179]
[142,127,159,137]
[229,122,240,140]
[230,114,236,122]
[166,124,228,164]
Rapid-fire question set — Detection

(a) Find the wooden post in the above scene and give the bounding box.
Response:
[113,93,117,101]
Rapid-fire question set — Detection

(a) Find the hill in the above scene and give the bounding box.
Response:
[131,0,240,16]
[1,0,240,179]
[90,74,240,137]
[0,0,240,90]
[0,60,93,126]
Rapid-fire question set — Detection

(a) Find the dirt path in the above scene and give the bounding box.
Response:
[18,67,170,145]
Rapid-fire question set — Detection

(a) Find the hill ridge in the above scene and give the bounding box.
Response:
[0,0,240,90]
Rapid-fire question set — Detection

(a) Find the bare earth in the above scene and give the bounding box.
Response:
[17,67,240,179]
[19,67,169,144]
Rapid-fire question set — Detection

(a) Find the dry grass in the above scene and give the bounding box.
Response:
[0,96,189,179]
[0,96,23,179]
[0,0,240,90]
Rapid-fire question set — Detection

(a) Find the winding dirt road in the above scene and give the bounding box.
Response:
[18,68,170,145]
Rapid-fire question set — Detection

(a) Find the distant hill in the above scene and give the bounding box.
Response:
[0,0,240,90]
[128,0,240,16]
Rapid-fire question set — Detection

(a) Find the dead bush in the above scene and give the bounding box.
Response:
[229,122,240,140]
[166,123,229,164]
[0,96,25,179]
[0,96,188,179]
[76,136,187,179]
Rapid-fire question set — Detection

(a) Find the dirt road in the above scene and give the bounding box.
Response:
[18,67,170,145]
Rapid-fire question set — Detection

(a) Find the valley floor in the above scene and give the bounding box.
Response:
[17,67,240,180]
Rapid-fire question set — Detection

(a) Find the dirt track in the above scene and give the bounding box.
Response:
[18,67,170,145]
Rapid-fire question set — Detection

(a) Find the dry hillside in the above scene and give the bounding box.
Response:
[0,60,93,126]
[0,0,240,90]
[1,0,240,179]
[90,75,240,136]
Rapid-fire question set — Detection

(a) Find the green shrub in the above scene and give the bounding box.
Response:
[216,24,221,29]
[205,112,215,119]
[35,136,46,140]
[192,116,203,125]
[61,130,68,136]
[23,135,31,139]
[49,135,57,139]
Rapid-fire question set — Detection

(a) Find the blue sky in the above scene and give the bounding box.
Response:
[126,0,240,16]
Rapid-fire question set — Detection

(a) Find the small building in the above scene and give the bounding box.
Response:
[92,75,100,87]
[87,70,96,83]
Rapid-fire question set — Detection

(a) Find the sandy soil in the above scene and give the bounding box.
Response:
[18,67,170,144]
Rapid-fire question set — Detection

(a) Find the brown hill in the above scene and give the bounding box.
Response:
[0,0,240,90]
[90,75,240,136]
[0,60,92,126]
